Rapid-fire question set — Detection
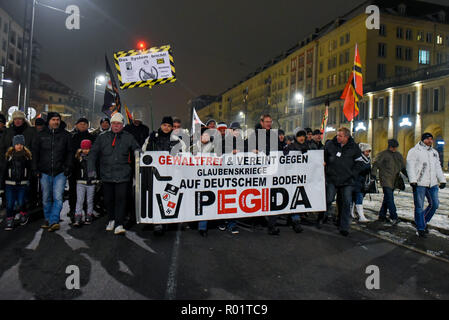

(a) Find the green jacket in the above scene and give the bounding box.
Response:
[88,130,140,183]
[372,149,406,189]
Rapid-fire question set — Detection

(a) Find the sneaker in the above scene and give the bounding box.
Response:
[416,230,427,238]
[4,218,14,231]
[218,224,227,231]
[229,226,239,235]
[19,212,29,226]
[106,220,115,231]
[67,210,75,223]
[85,214,93,225]
[48,223,60,232]
[73,215,83,227]
[153,224,165,236]
[14,213,21,222]
[268,226,280,236]
[198,230,208,237]
[292,221,303,233]
[41,221,50,229]
[114,225,126,235]
[340,230,349,237]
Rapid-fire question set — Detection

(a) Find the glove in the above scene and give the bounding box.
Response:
[283,148,290,156]
[440,183,446,190]
[64,168,71,177]
[87,178,93,186]
[410,183,417,191]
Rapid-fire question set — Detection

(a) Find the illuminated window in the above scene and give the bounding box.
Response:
[437,35,443,45]
[418,49,430,65]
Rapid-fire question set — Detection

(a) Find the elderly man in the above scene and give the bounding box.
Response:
[33,112,73,232]
[88,113,140,235]
[407,133,447,238]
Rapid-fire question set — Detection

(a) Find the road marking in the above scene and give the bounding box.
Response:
[165,225,182,300]
[25,229,44,250]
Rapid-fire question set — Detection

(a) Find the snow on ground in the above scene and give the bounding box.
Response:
[363,181,449,231]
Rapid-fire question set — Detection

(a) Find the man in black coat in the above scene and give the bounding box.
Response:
[33,112,73,232]
[68,118,95,220]
[88,113,140,235]
[318,127,362,236]
[124,111,150,147]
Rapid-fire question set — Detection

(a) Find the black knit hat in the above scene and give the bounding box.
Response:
[313,129,321,135]
[76,117,89,125]
[100,117,110,125]
[278,129,285,136]
[47,112,61,122]
[421,132,434,141]
[305,128,313,134]
[388,139,399,148]
[296,130,307,138]
[35,118,45,126]
[229,122,241,130]
[161,116,174,126]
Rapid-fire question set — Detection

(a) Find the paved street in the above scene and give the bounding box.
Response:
[1,202,449,300]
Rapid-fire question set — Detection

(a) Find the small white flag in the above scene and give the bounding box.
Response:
[191,108,205,135]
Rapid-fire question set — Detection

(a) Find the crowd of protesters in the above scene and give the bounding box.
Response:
[0,110,446,239]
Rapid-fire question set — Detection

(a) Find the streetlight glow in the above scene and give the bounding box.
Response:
[295,93,304,103]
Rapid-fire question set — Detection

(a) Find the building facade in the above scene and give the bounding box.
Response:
[194,0,449,169]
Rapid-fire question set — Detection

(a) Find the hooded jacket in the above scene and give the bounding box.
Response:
[406,142,446,188]
[3,147,32,185]
[324,136,362,186]
[0,119,37,170]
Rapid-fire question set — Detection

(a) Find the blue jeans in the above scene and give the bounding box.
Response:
[5,185,27,218]
[413,186,439,231]
[379,187,397,220]
[40,173,67,225]
[325,183,353,232]
[198,220,237,231]
[353,192,364,205]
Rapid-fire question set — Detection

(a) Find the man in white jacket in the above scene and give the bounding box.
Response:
[406,133,446,238]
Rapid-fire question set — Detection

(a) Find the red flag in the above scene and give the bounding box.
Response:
[341,73,359,122]
[320,100,329,134]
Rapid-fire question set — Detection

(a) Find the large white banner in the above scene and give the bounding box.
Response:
[136,151,326,224]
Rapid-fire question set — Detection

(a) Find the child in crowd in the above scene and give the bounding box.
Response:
[73,139,97,227]
[4,135,32,231]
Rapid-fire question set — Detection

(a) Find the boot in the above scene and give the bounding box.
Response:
[356,205,369,222]
[350,203,357,219]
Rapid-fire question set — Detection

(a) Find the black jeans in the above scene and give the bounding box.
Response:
[103,182,128,227]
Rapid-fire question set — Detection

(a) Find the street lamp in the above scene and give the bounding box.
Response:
[92,75,105,116]
[295,92,305,128]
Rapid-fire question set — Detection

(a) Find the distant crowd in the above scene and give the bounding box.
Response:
[0,110,445,239]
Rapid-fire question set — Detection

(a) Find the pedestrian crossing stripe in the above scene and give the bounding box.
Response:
[113,45,177,90]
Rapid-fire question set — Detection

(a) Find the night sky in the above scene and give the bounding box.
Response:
[0,0,447,128]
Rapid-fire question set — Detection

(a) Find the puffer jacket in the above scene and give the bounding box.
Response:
[288,140,317,153]
[88,130,140,183]
[406,142,446,187]
[324,136,362,187]
[3,147,32,186]
[372,149,406,189]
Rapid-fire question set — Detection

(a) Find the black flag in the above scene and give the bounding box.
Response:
[102,55,121,118]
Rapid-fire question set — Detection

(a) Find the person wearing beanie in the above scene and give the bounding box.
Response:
[312,129,324,150]
[277,129,287,151]
[406,132,446,238]
[68,116,94,221]
[72,139,97,227]
[350,143,373,223]
[88,112,139,236]
[3,135,33,230]
[124,111,150,147]
[33,110,73,232]
[35,118,46,132]
[284,128,318,234]
[92,117,111,140]
[372,138,408,226]
[205,119,216,130]
[142,116,185,236]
